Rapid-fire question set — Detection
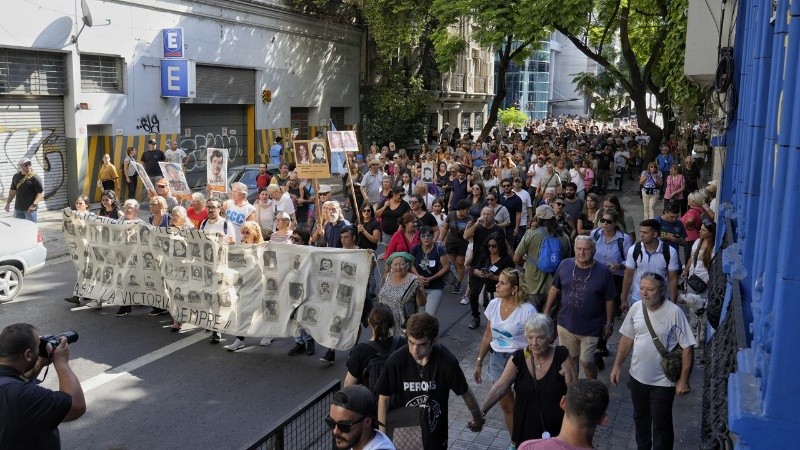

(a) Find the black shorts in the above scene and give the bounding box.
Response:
[446,239,468,257]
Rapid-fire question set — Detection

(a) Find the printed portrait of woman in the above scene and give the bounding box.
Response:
[294,142,310,164]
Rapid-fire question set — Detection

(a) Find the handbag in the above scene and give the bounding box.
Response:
[686,274,707,294]
[641,305,683,383]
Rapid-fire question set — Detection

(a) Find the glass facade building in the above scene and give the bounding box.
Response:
[495,41,551,119]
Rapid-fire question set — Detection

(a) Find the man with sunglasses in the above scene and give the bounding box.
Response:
[328,385,395,450]
[499,178,522,247]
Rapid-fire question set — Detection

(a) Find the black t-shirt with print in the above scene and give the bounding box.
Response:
[10,173,43,211]
[375,344,469,450]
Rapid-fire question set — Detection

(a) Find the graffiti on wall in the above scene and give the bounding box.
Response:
[180,131,243,172]
[0,127,66,208]
[135,114,161,134]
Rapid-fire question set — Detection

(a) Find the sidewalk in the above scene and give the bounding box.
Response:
[444,179,705,449]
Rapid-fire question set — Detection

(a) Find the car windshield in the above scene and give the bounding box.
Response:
[236,170,258,191]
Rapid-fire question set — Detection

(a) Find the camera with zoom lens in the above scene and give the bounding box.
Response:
[39,331,79,358]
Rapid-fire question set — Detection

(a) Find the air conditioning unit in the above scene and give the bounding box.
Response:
[684,0,737,86]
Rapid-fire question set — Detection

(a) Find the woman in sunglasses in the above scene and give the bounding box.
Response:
[589,210,633,367]
[410,226,451,315]
[270,211,292,243]
[356,204,381,251]
[375,186,410,246]
[467,233,515,330]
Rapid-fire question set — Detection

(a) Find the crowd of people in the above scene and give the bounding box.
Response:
[2,117,716,449]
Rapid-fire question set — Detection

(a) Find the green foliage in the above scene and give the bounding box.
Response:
[431,28,467,72]
[360,68,432,147]
[497,107,529,127]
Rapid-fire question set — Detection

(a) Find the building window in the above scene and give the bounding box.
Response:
[474,112,484,130]
[80,54,123,93]
[0,48,67,95]
[330,107,346,131]
[461,114,471,133]
[291,107,310,140]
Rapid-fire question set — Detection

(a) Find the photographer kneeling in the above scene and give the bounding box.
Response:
[0,323,86,449]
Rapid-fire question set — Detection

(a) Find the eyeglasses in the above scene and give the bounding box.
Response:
[157,185,167,188]
[290,236,302,243]
[207,206,219,210]
[487,243,498,248]
[501,184,511,188]
[362,209,371,213]
[325,415,366,433]
[420,233,433,239]
[601,218,614,224]
[554,202,565,206]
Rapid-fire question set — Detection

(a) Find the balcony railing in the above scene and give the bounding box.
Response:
[474,76,486,93]
[452,74,464,92]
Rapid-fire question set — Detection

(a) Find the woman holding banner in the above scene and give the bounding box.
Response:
[63,196,96,306]
[223,221,274,350]
[97,190,123,219]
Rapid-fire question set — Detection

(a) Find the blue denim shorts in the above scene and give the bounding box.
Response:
[488,350,514,382]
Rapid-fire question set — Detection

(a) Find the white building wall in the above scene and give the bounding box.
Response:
[1,0,361,137]
[548,31,590,117]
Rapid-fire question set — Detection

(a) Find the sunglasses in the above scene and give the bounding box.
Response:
[362,209,371,213]
[420,233,433,239]
[325,415,366,433]
[601,218,614,224]
[291,236,302,242]
[555,202,564,206]
[487,198,496,201]
[487,243,498,248]
[502,184,511,188]
[157,185,167,188]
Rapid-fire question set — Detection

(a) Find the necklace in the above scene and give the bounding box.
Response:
[572,261,594,282]
[501,299,517,315]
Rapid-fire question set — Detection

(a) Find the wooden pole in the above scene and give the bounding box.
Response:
[343,152,362,224]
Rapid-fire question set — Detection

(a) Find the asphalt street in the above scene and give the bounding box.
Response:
[1,256,475,450]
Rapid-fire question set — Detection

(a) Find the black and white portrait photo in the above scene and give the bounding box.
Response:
[174,266,188,281]
[336,284,354,306]
[264,300,278,319]
[173,240,187,258]
[102,267,114,284]
[191,266,203,280]
[190,242,201,259]
[101,227,110,244]
[203,291,213,307]
[204,243,214,264]
[289,282,305,302]
[318,281,332,301]
[330,316,343,334]
[217,292,231,307]
[114,251,126,267]
[341,262,356,279]
[157,237,171,254]
[145,275,155,289]
[266,278,278,291]
[302,306,318,325]
[188,290,200,304]
[263,250,278,270]
[143,252,157,270]
[139,227,150,243]
[204,267,214,286]
[173,287,185,302]
[91,247,105,263]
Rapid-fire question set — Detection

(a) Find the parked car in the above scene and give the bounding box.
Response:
[0,217,47,303]
[191,164,278,203]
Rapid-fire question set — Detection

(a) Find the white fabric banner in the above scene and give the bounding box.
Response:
[62,209,369,350]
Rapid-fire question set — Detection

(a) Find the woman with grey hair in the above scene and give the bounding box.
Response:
[681,190,707,261]
[472,313,576,446]
[270,211,292,243]
[223,181,256,241]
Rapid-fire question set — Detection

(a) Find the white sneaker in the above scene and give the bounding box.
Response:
[87,299,102,309]
[259,337,273,346]
[224,338,245,351]
[460,297,469,305]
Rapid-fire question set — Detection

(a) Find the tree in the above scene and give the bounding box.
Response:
[360,67,432,147]
[497,107,529,128]
[536,0,706,161]
[572,71,629,122]
[430,0,549,140]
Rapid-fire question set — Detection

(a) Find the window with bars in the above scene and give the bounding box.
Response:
[0,48,67,95]
[80,54,123,93]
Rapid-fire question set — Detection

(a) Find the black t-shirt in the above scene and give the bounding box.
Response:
[0,365,72,450]
[411,243,447,290]
[416,211,438,229]
[472,253,514,292]
[140,149,166,176]
[357,218,381,250]
[346,336,407,386]
[10,173,44,211]
[597,152,613,170]
[473,225,502,261]
[445,211,470,244]
[380,201,410,235]
[375,344,469,450]
[499,193,523,230]
[287,185,312,224]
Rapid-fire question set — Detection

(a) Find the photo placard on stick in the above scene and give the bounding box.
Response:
[293,140,331,178]
[341,130,359,153]
[327,131,344,153]
[206,148,228,196]
[159,162,191,196]
[130,161,155,193]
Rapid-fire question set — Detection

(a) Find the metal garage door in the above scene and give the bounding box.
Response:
[179,104,248,190]
[0,96,67,210]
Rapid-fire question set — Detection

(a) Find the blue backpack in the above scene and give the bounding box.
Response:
[537,234,563,273]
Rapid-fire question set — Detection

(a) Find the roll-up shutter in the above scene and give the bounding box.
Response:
[0,97,67,209]
[179,104,248,189]
[183,65,255,104]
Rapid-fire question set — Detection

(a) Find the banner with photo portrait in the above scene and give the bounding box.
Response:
[62,209,371,350]
[159,162,191,196]
[293,139,331,179]
[130,161,155,193]
[206,147,228,197]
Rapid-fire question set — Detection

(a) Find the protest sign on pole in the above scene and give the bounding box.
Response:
[130,161,155,194]
[159,162,191,196]
[293,140,331,179]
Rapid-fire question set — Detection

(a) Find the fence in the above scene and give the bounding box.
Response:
[701,218,747,449]
[245,380,340,450]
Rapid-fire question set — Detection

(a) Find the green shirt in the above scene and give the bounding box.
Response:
[514,226,572,295]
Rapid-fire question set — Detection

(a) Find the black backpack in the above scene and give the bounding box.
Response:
[362,336,402,392]
[631,240,671,267]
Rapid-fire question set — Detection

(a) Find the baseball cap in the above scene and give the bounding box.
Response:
[535,205,555,220]
[332,385,377,418]
[147,138,157,145]
[368,158,381,166]
[356,154,364,161]
[18,157,32,167]
[318,184,332,194]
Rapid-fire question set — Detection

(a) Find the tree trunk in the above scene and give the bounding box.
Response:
[480,37,514,140]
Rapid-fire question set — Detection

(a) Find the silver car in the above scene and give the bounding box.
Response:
[0,217,47,302]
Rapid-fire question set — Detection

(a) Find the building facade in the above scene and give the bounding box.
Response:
[429,19,494,138]
[494,32,591,120]
[0,0,361,207]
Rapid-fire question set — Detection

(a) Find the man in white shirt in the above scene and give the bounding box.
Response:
[199,198,235,344]
[613,145,630,191]
[267,184,296,226]
[620,219,680,313]
[611,273,695,450]
[328,385,396,450]
[512,177,532,231]
[414,182,436,212]
[527,154,548,191]
[361,158,384,209]
[164,140,188,167]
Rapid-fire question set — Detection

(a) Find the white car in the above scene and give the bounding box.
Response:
[0,217,47,302]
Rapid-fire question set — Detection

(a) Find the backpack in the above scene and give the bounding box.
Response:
[362,336,403,392]
[200,218,228,234]
[591,229,624,259]
[537,234,563,274]
[631,241,671,267]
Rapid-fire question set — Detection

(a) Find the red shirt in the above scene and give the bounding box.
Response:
[257,172,271,190]
[187,207,208,229]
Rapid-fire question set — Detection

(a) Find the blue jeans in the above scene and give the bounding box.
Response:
[424,288,444,316]
[13,209,37,223]
[488,350,513,382]
[294,329,313,345]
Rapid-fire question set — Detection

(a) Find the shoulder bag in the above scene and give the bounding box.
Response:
[641,305,683,382]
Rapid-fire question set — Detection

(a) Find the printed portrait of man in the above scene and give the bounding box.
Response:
[204,243,214,263]
[289,282,305,301]
[173,240,186,258]
[330,316,342,334]
[264,300,278,317]
[128,274,139,286]
[143,252,157,270]
[302,306,318,325]
[145,275,155,289]
[263,251,278,270]
[173,287,185,302]
[208,149,226,185]
[190,242,200,258]
[102,267,114,284]
[69,242,79,260]
[336,284,353,305]
[266,278,278,291]
[341,262,356,278]
[188,290,200,304]
[318,281,332,300]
